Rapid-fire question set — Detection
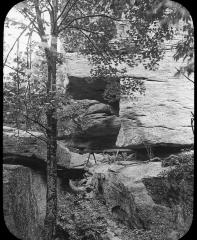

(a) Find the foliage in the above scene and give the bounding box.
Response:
[3,55,27,126]
[4,0,193,129]
[3,48,70,134]
[160,151,194,214]
[57,193,108,240]
[59,0,176,102]
[57,100,92,136]
[102,152,136,164]
[59,0,194,103]
[151,0,194,78]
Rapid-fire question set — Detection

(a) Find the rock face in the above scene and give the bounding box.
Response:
[3,164,46,240]
[3,126,71,168]
[65,52,194,149]
[3,151,193,240]
[58,100,121,149]
[3,163,90,240]
[3,164,126,240]
[116,77,194,148]
[3,125,104,169]
[116,52,194,148]
[76,113,121,149]
[91,159,193,239]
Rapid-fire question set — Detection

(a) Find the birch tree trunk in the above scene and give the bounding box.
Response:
[44,14,58,240]
[44,47,58,240]
[33,0,58,238]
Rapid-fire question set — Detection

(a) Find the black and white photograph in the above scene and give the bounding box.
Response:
[3,0,194,239]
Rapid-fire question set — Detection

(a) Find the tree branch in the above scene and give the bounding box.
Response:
[23,114,49,132]
[55,0,72,25]
[60,25,103,35]
[175,67,194,83]
[58,14,121,34]
[23,129,47,143]
[57,0,79,30]
[77,29,109,64]
[46,0,54,14]
[34,0,46,37]
[18,9,40,33]
[3,18,36,66]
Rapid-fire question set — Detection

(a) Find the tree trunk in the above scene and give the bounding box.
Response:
[44,111,57,240]
[44,33,58,240]
[34,0,59,238]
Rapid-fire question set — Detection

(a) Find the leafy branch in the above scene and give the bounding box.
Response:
[58,14,121,33]
[3,18,36,66]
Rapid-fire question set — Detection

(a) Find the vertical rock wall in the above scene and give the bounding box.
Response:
[3,165,46,239]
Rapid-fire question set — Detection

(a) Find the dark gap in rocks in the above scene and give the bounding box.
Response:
[3,153,87,181]
[71,135,119,150]
[134,145,193,161]
[67,76,120,115]
[152,145,193,158]
[3,153,47,172]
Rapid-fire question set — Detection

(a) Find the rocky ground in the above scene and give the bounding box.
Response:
[3,126,194,240]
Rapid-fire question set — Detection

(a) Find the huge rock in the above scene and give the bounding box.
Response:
[58,100,121,149]
[3,126,71,168]
[3,151,193,240]
[87,103,113,115]
[116,75,194,148]
[3,164,46,239]
[115,49,194,148]
[64,52,194,149]
[91,159,193,239]
[3,164,127,240]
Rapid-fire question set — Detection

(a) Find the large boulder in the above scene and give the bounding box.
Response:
[91,158,193,239]
[58,100,121,149]
[3,126,71,168]
[115,49,194,149]
[3,164,46,239]
[116,68,194,149]
[116,76,194,148]
[81,114,120,137]
[3,164,127,240]
[64,52,194,149]
[3,151,193,240]
[87,103,113,115]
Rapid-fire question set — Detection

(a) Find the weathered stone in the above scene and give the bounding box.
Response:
[3,125,105,169]
[86,103,113,115]
[116,59,194,149]
[90,160,193,237]
[64,52,194,149]
[81,114,120,137]
[3,164,124,240]
[3,164,46,240]
[58,100,121,149]
[3,126,71,168]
